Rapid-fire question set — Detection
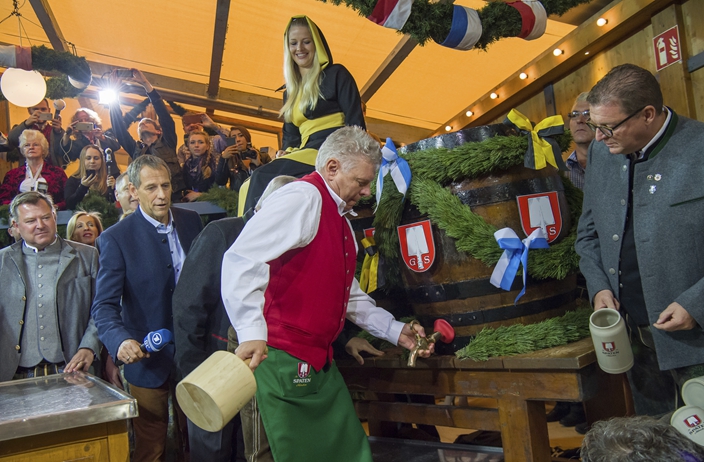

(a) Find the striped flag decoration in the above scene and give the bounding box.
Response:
[437,5,482,51]
[367,0,413,31]
[507,0,548,41]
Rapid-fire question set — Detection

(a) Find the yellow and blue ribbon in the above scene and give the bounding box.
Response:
[489,228,549,303]
[375,138,412,211]
[359,236,380,293]
[505,109,567,171]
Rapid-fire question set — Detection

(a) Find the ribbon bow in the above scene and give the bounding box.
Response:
[359,236,380,293]
[505,109,567,171]
[375,138,412,211]
[490,227,549,303]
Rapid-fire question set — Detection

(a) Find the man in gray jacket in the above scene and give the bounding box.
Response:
[0,191,100,382]
[576,64,704,416]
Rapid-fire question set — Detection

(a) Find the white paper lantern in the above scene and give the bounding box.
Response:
[68,75,91,90]
[0,68,47,107]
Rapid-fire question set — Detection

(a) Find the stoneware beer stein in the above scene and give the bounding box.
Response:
[671,405,704,446]
[682,377,704,410]
[589,308,634,374]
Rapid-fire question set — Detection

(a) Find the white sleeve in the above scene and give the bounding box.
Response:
[346,278,405,345]
[221,182,322,343]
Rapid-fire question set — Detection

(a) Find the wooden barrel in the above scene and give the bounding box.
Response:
[396,125,576,354]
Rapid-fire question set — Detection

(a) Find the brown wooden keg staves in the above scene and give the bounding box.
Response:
[354,124,578,355]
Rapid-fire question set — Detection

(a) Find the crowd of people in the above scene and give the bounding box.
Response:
[1,11,704,462]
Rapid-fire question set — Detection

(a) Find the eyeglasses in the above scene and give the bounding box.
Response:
[567,110,590,119]
[587,107,645,138]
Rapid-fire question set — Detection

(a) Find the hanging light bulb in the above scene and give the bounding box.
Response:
[0,68,47,107]
[519,72,528,80]
[465,110,474,117]
[490,92,498,99]
[445,125,452,132]
[596,18,608,27]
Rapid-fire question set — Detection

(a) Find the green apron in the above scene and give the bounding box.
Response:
[254,347,372,462]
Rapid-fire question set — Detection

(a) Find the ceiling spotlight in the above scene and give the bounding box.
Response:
[596,17,608,26]
[445,125,452,132]
[99,89,118,105]
[553,48,563,56]
[465,110,474,117]
[519,72,528,80]
[490,92,498,99]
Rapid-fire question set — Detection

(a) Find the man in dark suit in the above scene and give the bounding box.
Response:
[92,154,202,462]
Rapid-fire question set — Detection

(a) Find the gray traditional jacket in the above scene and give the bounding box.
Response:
[576,112,704,371]
[0,237,100,381]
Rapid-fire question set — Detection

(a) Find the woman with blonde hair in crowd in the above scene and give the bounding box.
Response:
[238,15,366,214]
[64,145,117,210]
[66,210,104,247]
[56,107,120,169]
[0,130,67,209]
[182,130,217,202]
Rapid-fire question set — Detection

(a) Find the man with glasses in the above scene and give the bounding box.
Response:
[576,64,704,416]
[564,92,594,190]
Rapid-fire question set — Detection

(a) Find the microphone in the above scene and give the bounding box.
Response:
[53,99,66,119]
[115,329,173,366]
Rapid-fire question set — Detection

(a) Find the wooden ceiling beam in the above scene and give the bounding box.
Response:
[80,89,282,135]
[432,0,676,136]
[361,36,417,102]
[207,0,231,98]
[28,0,66,52]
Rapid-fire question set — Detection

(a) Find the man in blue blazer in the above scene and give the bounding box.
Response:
[92,154,202,462]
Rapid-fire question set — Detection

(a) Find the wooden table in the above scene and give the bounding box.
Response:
[0,372,137,462]
[338,338,631,462]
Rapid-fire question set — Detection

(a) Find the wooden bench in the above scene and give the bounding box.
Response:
[338,337,632,462]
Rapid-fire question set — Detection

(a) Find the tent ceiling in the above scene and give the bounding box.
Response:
[0,0,610,144]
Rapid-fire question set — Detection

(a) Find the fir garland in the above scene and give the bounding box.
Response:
[78,192,121,229]
[196,187,239,217]
[371,130,581,289]
[455,308,592,361]
[0,45,91,101]
[318,0,592,50]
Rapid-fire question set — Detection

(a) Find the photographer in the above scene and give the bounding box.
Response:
[107,68,186,200]
[56,108,120,170]
[215,126,260,191]
[64,145,117,210]
[8,98,63,164]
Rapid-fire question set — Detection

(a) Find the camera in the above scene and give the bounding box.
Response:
[75,122,95,132]
[85,169,97,177]
[224,137,237,147]
[115,69,133,78]
[240,150,257,160]
[34,178,49,194]
[182,114,205,126]
[38,112,53,121]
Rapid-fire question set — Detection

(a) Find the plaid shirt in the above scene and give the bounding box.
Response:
[565,151,585,191]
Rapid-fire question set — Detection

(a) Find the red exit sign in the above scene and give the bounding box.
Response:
[653,25,682,72]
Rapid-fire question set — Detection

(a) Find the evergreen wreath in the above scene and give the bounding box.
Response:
[0,45,91,101]
[455,307,592,361]
[196,187,239,217]
[318,0,592,50]
[371,130,582,289]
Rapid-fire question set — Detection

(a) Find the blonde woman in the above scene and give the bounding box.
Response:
[239,15,365,213]
[64,145,117,210]
[66,211,103,247]
[182,130,217,202]
[0,130,67,209]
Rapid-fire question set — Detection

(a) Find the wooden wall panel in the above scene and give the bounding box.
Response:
[683,0,704,120]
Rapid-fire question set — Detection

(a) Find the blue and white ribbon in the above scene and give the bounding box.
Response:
[375,138,412,211]
[438,5,483,51]
[490,227,549,303]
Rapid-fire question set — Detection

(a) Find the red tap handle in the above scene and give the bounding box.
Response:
[433,319,455,343]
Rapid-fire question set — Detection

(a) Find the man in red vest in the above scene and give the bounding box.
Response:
[222,126,430,462]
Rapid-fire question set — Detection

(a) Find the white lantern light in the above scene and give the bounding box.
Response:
[1,68,47,107]
[68,75,91,90]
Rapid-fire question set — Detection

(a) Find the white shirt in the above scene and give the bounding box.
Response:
[221,171,404,346]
